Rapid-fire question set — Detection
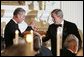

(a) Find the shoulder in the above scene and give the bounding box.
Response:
[6,19,15,26]
[5,19,17,30]
[47,23,56,30]
[38,46,53,56]
[61,48,76,56]
[64,20,77,27]
[64,20,75,25]
[49,23,56,27]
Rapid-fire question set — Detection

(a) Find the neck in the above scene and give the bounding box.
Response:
[12,18,18,24]
[13,16,18,24]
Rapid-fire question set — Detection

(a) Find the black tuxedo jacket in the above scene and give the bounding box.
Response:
[42,20,82,56]
[60,48,76,56]
[4,19,32,48]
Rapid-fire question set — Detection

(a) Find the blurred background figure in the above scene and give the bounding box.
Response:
[60,34,79,56]
[1,31,52,56]
[33,33,52,56]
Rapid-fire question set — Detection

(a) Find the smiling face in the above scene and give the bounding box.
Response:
[51,9,63,24]
[13,8,26,23]
[16,12,26,23]
[51,12,63,24]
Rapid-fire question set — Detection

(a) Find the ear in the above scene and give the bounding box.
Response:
[73,44,77,52]
[14,15,18,18]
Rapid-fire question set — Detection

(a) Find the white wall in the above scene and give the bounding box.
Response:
[61,1,83,33]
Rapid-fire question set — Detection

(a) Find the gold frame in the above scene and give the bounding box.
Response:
[1,1,25,5]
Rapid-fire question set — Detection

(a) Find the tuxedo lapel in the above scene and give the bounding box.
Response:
[11,19,22,37]
[63,20,68,36]
[62,20,69,46]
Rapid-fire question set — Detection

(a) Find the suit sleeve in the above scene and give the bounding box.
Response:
[42,26,51,42]
[20,26,33,37]
[25,26,33,31]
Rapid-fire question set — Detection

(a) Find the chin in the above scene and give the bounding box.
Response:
[18,22,21,23]
[19,21,23,23]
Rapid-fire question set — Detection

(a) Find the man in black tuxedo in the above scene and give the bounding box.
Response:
[4,8,32,48]
[42,9,82,56]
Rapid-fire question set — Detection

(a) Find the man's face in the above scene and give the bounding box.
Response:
[69,40,77,53]
[51,13,62,24]
[17,12,25,23]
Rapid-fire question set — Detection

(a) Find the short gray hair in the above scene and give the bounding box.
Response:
[64,34,78,49]
[13,8,25,16]
[51,9,63,18]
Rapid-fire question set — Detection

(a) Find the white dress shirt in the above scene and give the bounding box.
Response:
[57,20,64,49]
[56,20,64,56]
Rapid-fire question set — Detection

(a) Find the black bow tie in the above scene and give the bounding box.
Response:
[16,24,19,28]
[56,24,62,27]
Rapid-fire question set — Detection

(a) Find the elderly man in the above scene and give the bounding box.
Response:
[42,9,82,56]
[4,8,33,48]
[60,34,79,56]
